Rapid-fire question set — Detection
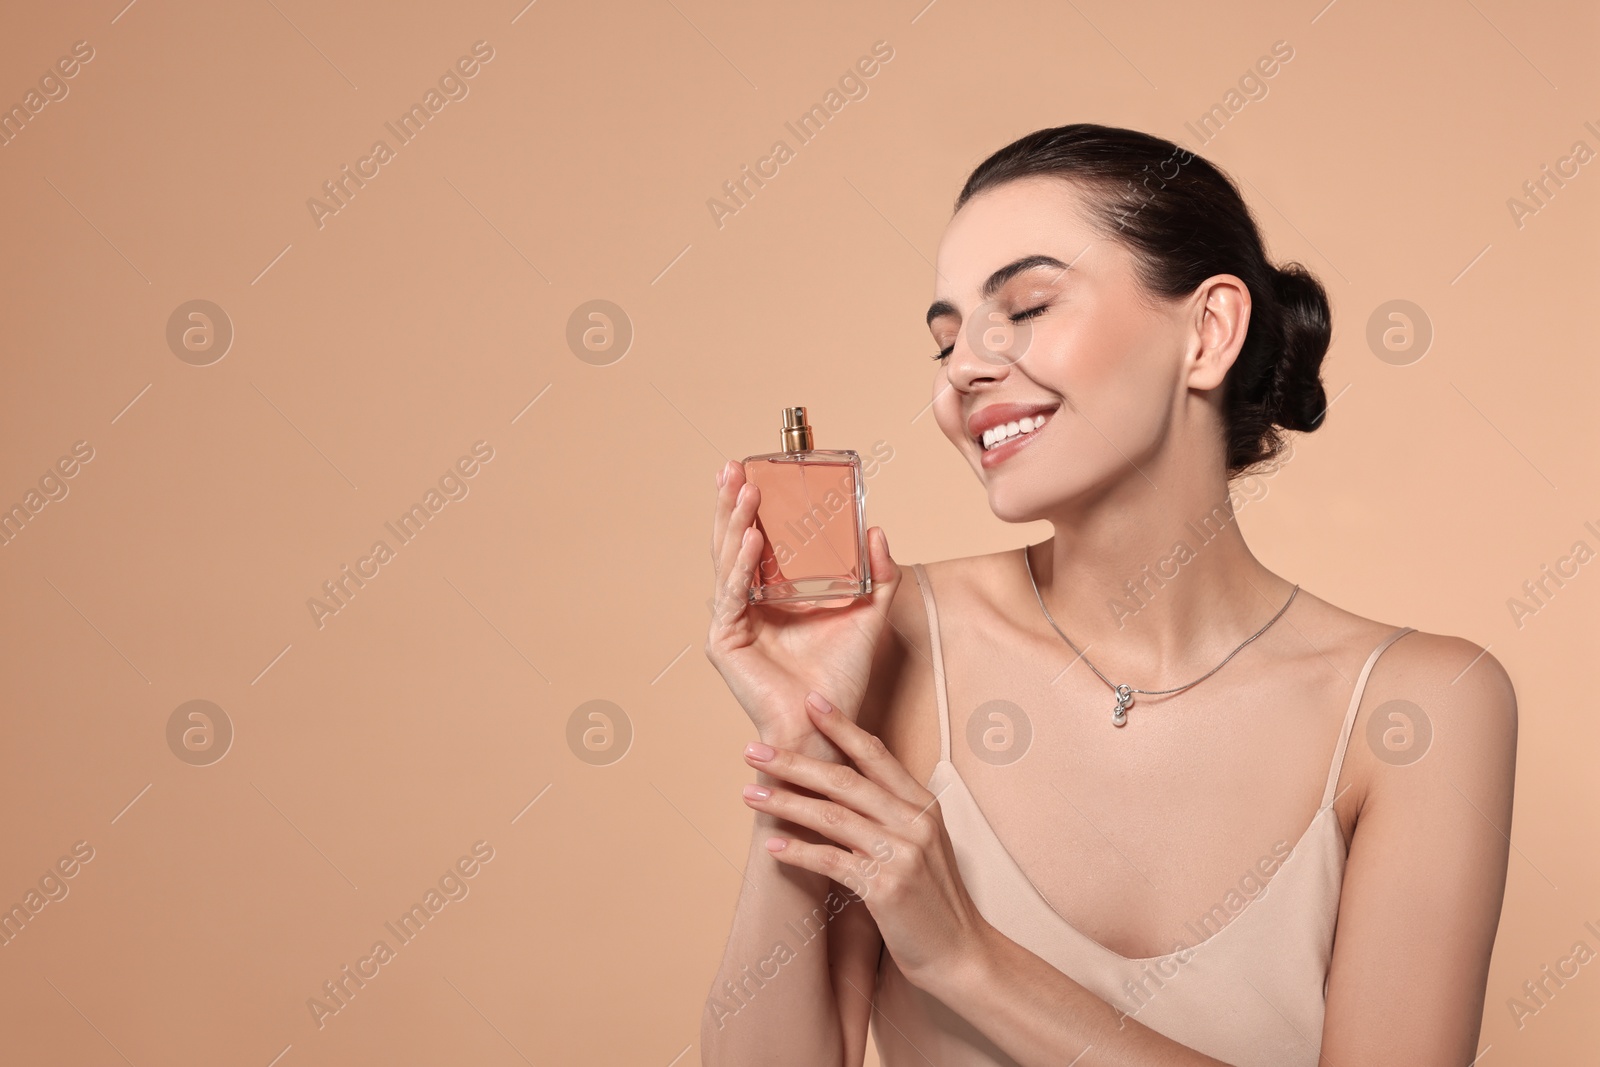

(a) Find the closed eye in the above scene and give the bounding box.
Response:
[931,304,1050,361]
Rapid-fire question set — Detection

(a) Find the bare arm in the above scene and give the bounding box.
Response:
[700,723,855,1067]
[829,857,886,1067]
[701,571,911,1066]
[1319,635,1516,1063]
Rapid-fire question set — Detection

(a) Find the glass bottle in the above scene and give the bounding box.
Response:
[741,407,872,604]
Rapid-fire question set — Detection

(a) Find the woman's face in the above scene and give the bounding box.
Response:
[928,176,1226,524]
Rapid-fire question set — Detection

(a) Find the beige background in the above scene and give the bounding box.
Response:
[1,0,1595,1062]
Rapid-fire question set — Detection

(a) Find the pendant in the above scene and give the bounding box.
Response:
[1111,684,1132,727]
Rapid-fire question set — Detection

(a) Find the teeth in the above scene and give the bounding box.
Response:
[981,412,1050,451]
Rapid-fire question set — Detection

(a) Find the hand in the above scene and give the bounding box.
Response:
[739,691,991,986]
[705,459,901,744]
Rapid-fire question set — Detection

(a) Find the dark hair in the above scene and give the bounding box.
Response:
[955,123,1330,479]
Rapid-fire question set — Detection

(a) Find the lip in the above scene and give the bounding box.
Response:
[967,401,1061,442]
[979,412,1054,469]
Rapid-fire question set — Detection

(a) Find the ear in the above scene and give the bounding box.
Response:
[1184,274,1250,393]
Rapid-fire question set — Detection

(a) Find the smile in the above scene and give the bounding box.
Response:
[977,408,1057,469]
[980,412,1050,451]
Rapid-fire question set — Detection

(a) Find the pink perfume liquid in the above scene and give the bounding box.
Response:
[742,407,871,604]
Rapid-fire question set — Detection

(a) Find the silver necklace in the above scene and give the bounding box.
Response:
[1023,544,1299,727]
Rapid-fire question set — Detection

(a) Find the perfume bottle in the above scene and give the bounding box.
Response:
[742,407,872,604]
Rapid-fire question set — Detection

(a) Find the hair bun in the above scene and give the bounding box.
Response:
[1269,264,1331,432]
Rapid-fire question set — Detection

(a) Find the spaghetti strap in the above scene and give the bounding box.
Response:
[1320,625,1416,808]
[910,563,952,763]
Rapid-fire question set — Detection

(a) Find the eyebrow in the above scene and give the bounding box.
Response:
[925,254,1072,327]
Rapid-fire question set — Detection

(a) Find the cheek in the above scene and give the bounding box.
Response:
[1058,316,1170,411]
[1028,326,1176,470]
[1043,314,1119,379]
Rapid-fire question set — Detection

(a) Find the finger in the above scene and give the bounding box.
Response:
[760,835,883,900]
[753,521,781,587]
[744,736,913,827]
[834,528,900,633]
[715,481,761,587]
[711,460,743,563]
[714,480,749,580]
[742,781,881,856]
[864,526,902,602]
[803,691,929,803]
[711,526,762,629]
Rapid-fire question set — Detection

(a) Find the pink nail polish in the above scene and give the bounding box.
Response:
[745,741,774,761]
[742,783,770,801]
[805,691,832,715]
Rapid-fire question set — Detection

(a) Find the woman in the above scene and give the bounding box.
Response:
[700,124,1516,1066]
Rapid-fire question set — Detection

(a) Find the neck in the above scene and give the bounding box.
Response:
[1025,463,1295,687]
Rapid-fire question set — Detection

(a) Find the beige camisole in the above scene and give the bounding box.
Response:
[870,562,1416,1066]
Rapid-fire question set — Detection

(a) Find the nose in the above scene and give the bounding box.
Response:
[945,304,1025,392]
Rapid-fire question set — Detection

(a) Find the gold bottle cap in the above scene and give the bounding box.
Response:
[780,406,812,452]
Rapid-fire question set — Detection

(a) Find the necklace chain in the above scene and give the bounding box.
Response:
[1023,543,1299,727]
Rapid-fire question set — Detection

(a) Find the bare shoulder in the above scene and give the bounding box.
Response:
[1335,612,1519,821]
[1354,622,1518,754]
[913,547,1021,616]
[1368,627,1517,713]
[1283,584,1518,770]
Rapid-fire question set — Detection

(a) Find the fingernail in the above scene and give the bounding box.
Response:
[745,741,774,761]
[805,691,833,715]
[742,783,770,801]
[737,484,750,505]
[764,837,787,852]
[717,467,727,488]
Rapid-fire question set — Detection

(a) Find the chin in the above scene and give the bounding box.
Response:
[984,483,1053,525]
[979,455,1099,524]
